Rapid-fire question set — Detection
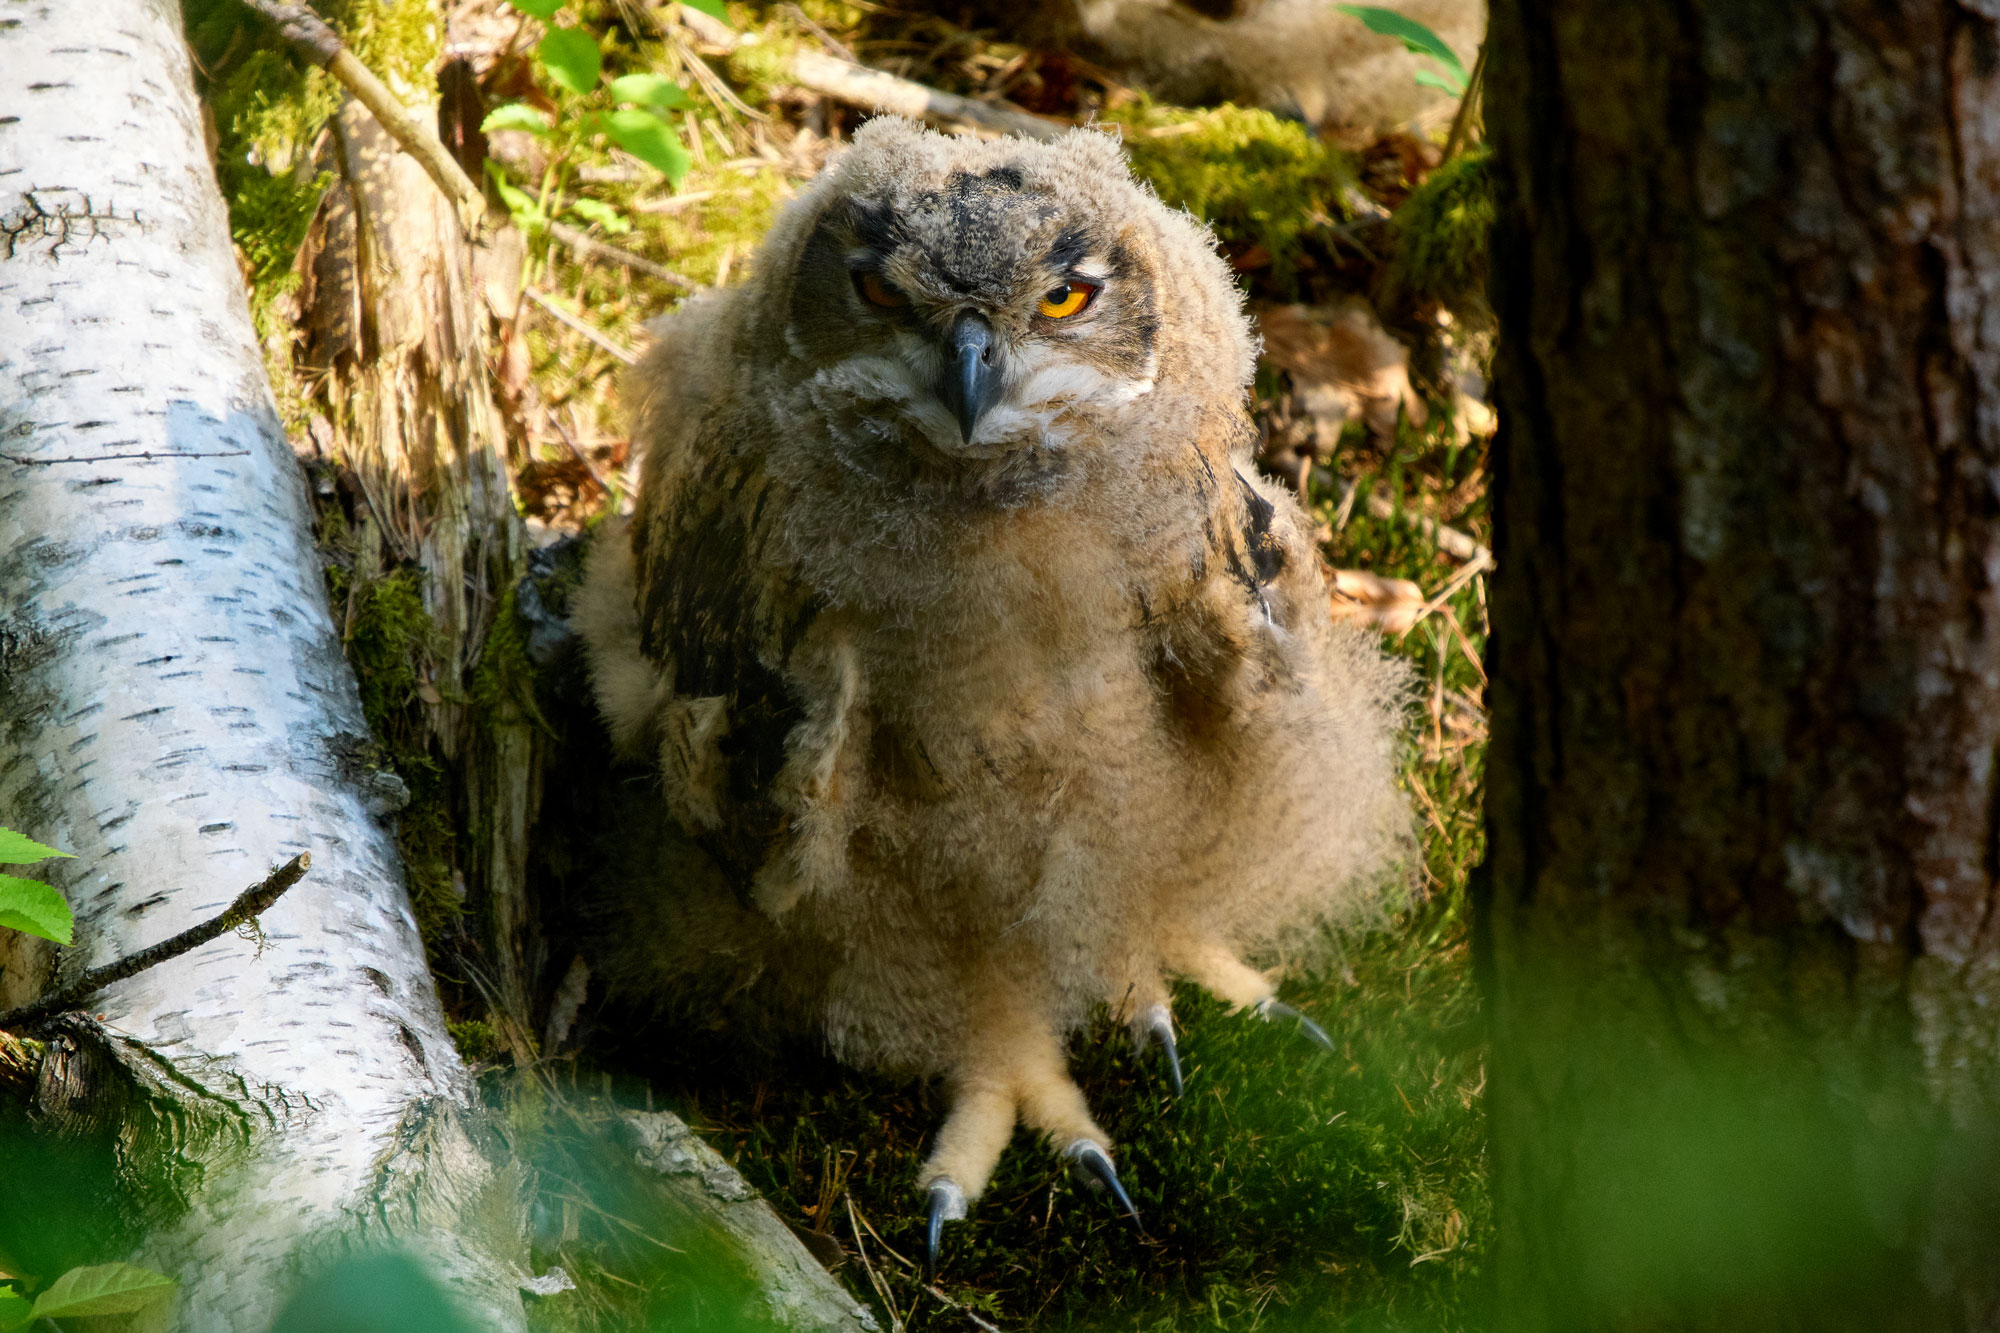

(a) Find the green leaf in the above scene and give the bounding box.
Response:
[481,103,553,136]
[29,1264,176,1319]
[0,875,72,946]
[680,0,730,23]
[1335,5,1469,83]
[485,161,546,230]
[504,0,565,17]
[568,197,633,235]
[1412,66,1467,96]
[0,828,71,864]
[602,109,692,182]
[607,73,691,109]
[0,1290,33,1332]
[537,27,603,95]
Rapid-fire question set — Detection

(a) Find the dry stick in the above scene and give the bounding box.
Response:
[0,854,312,1031]
[1334,477,1492,566]
[243,0,703,294]
[676,7,1066,143]
[0,450,250,466]
[1440,43,1487,164]
[1401,548,1495,637]
[546,219,701,291]
[238,0,485,223]
[842,1196,905,1333]
[844,1196,1004,1333]
[524,288,640,365]
[786,51,1067,141]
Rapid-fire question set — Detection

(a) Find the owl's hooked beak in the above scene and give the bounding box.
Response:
[938,312,1000,444]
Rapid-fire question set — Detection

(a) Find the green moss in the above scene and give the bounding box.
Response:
[450,1019,502,1064]
[183,0,442,424]
[319,562,464,942]
[1110,102,1356,278]
[471,585,553,735]
[1385,147,1494,323]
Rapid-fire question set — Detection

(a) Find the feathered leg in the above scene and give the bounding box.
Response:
[1167,935,1337,1053]
[919,981,1138,1273]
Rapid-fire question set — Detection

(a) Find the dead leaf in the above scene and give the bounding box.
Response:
[1328,567,1425,635]
[1257,299,1425,443]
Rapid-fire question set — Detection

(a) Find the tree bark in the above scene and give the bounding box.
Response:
[1483,0,2000,1329]
[295,35,541,1053]
[0,2,529,1325]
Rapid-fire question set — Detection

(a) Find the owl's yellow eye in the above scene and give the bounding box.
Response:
[855,271,908,308]
[1037,281,1098,319]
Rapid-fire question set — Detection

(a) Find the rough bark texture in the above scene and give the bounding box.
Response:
[298,68,541,1050]
[0,2,528,1325]
[1483,0,2000,1328]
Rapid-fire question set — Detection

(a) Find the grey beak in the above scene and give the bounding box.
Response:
[940,312,999,444]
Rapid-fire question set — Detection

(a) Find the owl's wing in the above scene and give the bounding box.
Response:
[629,430,817,889]
[1151,445,1335,738]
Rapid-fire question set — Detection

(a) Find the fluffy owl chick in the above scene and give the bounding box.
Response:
[574,116,1412,1257]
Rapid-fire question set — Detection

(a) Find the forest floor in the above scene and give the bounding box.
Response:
[194,0,1495,1327]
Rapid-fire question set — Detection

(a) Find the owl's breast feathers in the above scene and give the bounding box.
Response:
[621,375,1325,898]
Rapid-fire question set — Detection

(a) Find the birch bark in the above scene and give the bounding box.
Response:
[0,1,529,1325]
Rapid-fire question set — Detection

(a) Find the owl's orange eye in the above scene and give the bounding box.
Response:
[1036,281,1098,319]
[855,271,909,308]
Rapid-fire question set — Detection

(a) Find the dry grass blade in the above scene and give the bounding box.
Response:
[526,288,639,365]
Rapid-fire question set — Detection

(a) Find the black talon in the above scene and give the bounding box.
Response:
[925,1180,965,1278]
[1263,999,1336,1054]
[1146,1012,1184,1097]
[1067,1141,1143,1232]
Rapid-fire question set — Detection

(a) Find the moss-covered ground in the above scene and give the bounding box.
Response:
[187,0,1496,1326]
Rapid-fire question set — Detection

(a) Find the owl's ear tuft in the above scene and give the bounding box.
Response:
[1054,126,1132,180]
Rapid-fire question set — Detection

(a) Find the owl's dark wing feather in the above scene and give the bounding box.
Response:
[631,441,816,889]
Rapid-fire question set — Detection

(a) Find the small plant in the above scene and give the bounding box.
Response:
[1337,5,1470,96]
[0,1263,176,1329]
[483,0,733,224]
[0,827,73,946]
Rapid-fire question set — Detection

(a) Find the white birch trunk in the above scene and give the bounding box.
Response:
[0,2,528,1326]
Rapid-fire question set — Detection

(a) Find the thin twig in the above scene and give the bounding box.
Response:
[0,854,311,1030]
[237,0,485,224]
[1441,604,1488,687]
[0,450,250,466]
[1400,549,1495,637]
[1441,43,1487,164]
[845,1197,1004,1332]
[843,1195,905,1333]
[546,219,701,291]
[1334,477,1492,565]
[525,288,640,365]
[782,2,857,61]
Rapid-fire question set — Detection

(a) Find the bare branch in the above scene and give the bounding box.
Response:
[236,0,486,225]
[545,219,701,291]
[525,288,640,365]
[0,854,311,1031]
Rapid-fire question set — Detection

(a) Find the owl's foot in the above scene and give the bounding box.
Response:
[919,1014,1140,1273]
[924,1179,966,1278]
[1254,996,1336,1053]
[1064,1139,1142,1229]
[1130,1001,1184,1096]
[1167,939,1338,1054]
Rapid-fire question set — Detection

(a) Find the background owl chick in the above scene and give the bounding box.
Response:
[573,116,1413,1257]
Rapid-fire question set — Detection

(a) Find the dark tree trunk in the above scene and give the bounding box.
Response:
[1482,1,2000,1329]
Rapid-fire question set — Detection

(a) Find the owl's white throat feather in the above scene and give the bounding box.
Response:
[806,338,1156,460]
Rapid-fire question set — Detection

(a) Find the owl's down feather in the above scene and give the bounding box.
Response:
[573,116,1413,1240]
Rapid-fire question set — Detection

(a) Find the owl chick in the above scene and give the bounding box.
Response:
[573,116,1412,1261]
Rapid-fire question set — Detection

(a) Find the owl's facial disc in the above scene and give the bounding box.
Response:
[793,166,1161,461]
